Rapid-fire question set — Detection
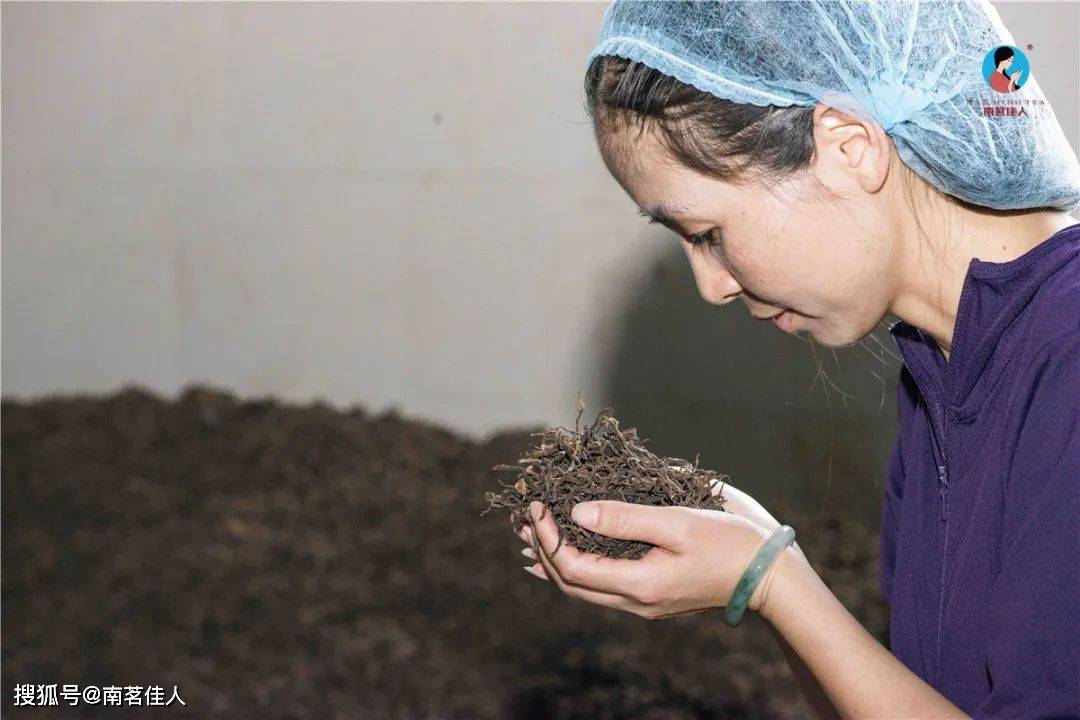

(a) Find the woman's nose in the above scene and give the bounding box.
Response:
[688,254,741,306]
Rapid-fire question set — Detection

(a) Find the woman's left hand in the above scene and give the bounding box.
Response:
[518,499,778,620]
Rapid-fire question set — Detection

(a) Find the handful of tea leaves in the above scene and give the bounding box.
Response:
[483,395,729,560]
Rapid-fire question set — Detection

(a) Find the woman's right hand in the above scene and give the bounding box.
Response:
[704,475,808,562]
[513,469,806,564]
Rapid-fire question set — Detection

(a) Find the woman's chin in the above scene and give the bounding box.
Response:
[831,318,889,348]
[772,309,880,347]
[797,319,867,348]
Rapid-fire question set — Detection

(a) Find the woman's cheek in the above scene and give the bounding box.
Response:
[713,244,754,288]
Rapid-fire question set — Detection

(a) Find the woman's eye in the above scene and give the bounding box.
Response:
[688,229,720,248]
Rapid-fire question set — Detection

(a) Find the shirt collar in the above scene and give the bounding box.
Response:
[889,222,1080,415]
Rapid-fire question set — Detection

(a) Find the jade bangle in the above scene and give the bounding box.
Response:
[723,524,796,627]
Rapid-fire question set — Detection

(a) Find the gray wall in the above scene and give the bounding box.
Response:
[4,2,1078,522]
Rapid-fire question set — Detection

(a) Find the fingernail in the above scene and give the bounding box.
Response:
[521,547,536,560]
[529,501,543,521]
[572,501,598,528]
[523,565,545,579]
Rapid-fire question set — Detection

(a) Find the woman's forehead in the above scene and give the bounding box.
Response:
[629,162,732,218]
[597,121,746,217]
[604,141,695,199]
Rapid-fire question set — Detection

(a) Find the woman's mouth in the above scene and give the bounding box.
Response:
[772,310,796,334]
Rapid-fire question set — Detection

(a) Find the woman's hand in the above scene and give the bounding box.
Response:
[514,491,788,620]
[708,477,807,562]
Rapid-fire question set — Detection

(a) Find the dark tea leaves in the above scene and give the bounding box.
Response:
[483,393,729,560]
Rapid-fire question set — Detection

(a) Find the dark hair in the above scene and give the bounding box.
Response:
[582,53,978,220]
[583,54,818,192]
[993,46,1014,65]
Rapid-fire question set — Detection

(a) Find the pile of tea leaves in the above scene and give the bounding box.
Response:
[483,395,729,560]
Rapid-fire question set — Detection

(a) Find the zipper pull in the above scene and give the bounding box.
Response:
[938,465,949,522]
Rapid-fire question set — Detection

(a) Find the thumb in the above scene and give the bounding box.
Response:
[571,500,686,550]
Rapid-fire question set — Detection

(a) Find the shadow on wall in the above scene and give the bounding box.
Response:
[597,236,902,527]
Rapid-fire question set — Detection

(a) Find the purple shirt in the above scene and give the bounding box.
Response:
[880,222,1080,718]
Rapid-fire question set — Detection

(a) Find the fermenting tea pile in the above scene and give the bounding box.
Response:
[483,395,729,560]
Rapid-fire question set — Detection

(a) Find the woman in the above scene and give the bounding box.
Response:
[989,46,1024,93]
[513,2,1080,718]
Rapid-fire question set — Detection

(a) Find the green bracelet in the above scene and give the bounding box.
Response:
[723,524,796,627]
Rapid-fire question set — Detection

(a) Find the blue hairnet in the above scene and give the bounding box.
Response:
[586,0,1080,213]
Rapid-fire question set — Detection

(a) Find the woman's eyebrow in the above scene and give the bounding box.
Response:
[637,202,691,234]
[637,201,687,223]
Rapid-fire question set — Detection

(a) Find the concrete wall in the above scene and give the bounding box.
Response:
[4,2,1078,522]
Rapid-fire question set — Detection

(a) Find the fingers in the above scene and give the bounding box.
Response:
[568,499,689,551]
[513,514,549,580]
[524,505,648,604]
[524,562,548,580]
[710,475,746,500]
[713,481,756,517]
[512,513,534,546]
[532,533,632,608]
[708,480,781,534]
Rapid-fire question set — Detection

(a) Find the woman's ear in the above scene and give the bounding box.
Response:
[811,103,891,199]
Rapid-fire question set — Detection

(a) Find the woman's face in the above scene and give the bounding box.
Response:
[605,117,901,347]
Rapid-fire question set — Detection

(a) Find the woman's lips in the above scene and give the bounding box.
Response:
[772,310,796,334]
